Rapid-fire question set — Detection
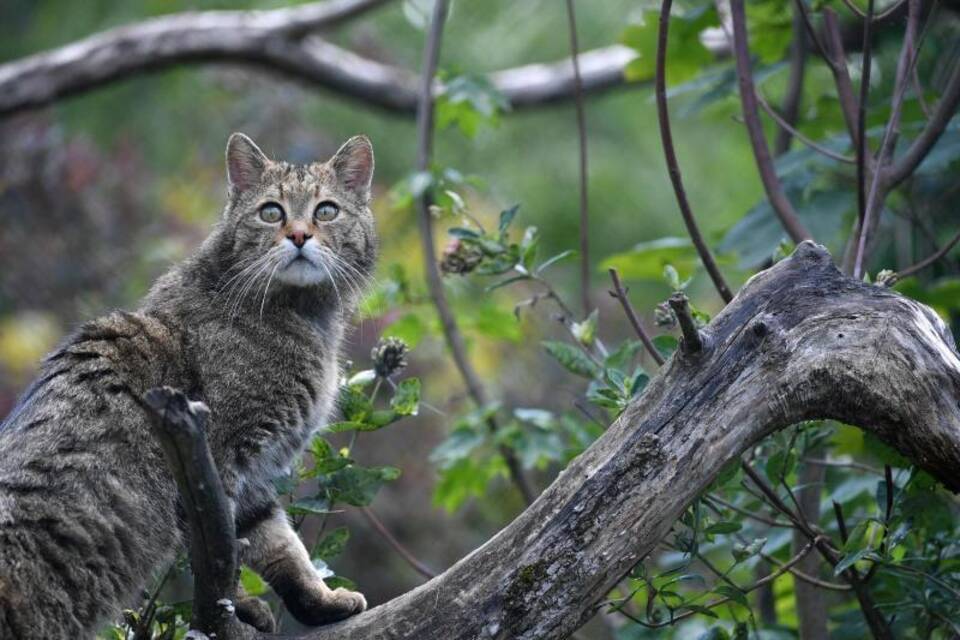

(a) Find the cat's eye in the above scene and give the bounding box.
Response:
[259,203,285,224]
[314,201,340,222]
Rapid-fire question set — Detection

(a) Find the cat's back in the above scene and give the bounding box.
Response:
[0,310,186,639]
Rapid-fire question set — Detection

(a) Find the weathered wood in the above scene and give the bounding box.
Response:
[0,0,637,118]
[289,242,960,640]
[143,387,255,640]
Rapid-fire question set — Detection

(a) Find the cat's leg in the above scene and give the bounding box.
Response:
[241,506,366,626]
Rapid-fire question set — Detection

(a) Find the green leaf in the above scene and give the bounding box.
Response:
[313,527,349,561]
[326,421,368,433]
[713,584,749,607]
[542,340,599,379]
[382,312,428,349]
[499,204,519,236]
[432,455,507,512]
[448,227,480,239]
[339,385,372,423]
[834,548,873,576]
[319,465,402,507]
[536,249,577,274]
[620,8,718,85]
[430,426,487,466]
[390,378,421,416]
[705,521,742,535]
[571,309,598,347]
[287,497,334,516]
[600,237,701,282]
[653,335,678,359]
[240,566,268,597]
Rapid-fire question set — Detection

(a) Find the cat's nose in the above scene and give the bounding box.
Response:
[287,230,312,248]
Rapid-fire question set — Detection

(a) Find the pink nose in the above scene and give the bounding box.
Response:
[288,230,312,248]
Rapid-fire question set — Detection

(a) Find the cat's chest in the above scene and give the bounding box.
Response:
[196,320,342,470]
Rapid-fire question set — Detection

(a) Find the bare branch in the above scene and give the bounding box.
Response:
[853,0,921,279]
[730,0,813,243]
[360,507,437,580]
[822,8,864,149]
[412,0,534,505]
[0,0,640,119]
[757,91,855,163]
[855,0,877,229]
[142,387,254,639]
[655,0,734,303]
[608,269,665,367]
[667,292,704,354]
[774,4,808,156]
[883,59,960,188]
[840,0,909,21]
[893,228,960,281]
[565,0,592,315]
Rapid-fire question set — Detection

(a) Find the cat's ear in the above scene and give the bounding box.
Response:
[226,133,269,192]
[330,135,374,200]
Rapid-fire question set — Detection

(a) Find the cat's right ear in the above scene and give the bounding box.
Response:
[226,133,269,192]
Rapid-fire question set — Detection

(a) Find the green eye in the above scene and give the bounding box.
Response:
[314,201,340,222]
[259,203,284,224]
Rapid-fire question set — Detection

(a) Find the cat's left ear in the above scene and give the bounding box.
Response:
[226,132,269,192]
[330,135,374,200]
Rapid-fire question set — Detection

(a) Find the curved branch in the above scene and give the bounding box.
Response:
[290,242,960,639]
[655,0,734,303]
[0,0,639,118]
[411,0,534,505]
[730,0,813,243]
[565,0,592,315]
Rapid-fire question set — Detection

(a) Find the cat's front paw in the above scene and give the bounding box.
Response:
[286,585,367,626]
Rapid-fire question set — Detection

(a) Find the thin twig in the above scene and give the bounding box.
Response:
[883,51,960,188]
[853,0,920,279]
[413,0,534,505]
[855,0,876,230]
[759,550,852,591]
[841,0,909,21]
[361,507,437,580]
[608,269,665,366]
[774,3,808,155]
[757,91,855,163]
[805,457,883,474]
[704,494,794,528]
[894,228,960,281]
[565,0,591,315]
[654,0,734,303]
[730,0,813,243]
[822,7,864,149]
[606,541,817,629]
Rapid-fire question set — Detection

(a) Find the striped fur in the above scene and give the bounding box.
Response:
[0,134,375,638]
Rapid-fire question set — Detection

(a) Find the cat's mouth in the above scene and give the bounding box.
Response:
[276,253,328,287]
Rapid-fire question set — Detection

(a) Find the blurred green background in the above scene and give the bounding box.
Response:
[2,0,959,638]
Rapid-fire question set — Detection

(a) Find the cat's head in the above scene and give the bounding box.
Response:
[217,132,377,299]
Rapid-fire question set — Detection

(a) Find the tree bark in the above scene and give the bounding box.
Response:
[227,241,958,639]
[0,0,638,118]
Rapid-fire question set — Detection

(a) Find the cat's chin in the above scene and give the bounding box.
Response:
[275,257,329,287]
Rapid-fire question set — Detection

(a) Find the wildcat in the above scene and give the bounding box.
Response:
[0,133,376,638]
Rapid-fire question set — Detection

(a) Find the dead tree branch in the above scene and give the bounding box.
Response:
[565,0,592,315]
[730,0,813,243]
[0,0,639,118]
[273,242,960,639]
[655,0,734,303]
[143,387,255,639]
